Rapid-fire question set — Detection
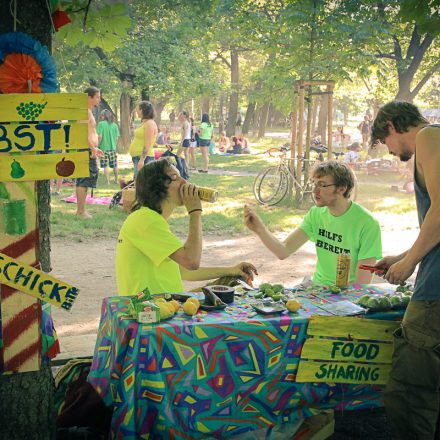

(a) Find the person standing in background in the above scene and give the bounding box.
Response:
[97,109,120,184]
[76,86,104,219]
[188,117,198,170]
[358,115,371,149]
[129,101,158,179]
[176,111,192,173]
[198,113,213,173]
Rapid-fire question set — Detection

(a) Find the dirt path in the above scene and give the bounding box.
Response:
[51,228,419,359]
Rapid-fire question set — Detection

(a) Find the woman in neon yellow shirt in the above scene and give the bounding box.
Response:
[129,101,158,179]
[116,159,257,295]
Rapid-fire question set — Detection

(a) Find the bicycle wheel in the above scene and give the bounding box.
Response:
[255,166,289,205]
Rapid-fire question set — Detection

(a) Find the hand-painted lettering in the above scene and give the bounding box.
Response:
[14,125,35,151]
[36,123,61,151]
[0,124,12,152]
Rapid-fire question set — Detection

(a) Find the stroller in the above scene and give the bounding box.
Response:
[109,146,189,210]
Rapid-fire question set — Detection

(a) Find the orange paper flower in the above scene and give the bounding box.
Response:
[0,53,43,93]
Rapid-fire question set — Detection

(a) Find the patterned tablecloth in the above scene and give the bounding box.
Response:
[88,285,402,439]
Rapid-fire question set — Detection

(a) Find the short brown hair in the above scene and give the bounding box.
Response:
[312,161,355,198]
[85,86,100,98]
[371,101,428,147]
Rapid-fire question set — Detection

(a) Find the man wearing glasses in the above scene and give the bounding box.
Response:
[244,161,381,285]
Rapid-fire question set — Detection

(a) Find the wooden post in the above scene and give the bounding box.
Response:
[289,87,299,176]
[296,82,305,203]
[327,83,334,159]
[304,87,313,184]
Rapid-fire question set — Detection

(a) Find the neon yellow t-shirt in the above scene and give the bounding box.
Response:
[299,202,382,286]
[116,207,184,295]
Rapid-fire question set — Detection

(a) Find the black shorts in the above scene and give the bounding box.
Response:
[198,139,210,147]
[182,139,191,148]
[76,155,98,188]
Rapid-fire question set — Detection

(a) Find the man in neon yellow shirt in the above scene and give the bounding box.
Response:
[244,161,381,286]
[116,159,257,295]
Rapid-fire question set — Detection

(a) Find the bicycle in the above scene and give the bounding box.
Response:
[253,146,358,206]
[253,146,316,206]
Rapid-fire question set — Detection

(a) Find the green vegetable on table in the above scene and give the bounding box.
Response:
[329,286,341,294]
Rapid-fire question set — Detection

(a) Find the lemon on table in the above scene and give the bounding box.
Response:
[186,297,200,308]
[169,299,180,312]
[286,299,302,312]
[158,302,175,319]
[183,300,198,316]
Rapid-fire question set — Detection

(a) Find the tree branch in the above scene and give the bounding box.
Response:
[406,25,421,60]
[411,58,440,97]
[375,50,398,60]
[213,51,231,69]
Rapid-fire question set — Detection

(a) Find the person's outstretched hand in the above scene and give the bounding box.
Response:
[230,262,258,281]
[244,204,264,233]
[180,183,202,213]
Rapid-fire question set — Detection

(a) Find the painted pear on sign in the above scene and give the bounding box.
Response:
[10,159,25,179]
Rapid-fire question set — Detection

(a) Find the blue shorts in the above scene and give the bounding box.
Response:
[132,155,154,179]
[76,155,98,188]
[199,139,210,147]
[182,139,191,148]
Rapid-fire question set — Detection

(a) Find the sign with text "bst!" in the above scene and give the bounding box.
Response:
[296,315,399,385]
[0,252,79,310]
[0,93,89,182]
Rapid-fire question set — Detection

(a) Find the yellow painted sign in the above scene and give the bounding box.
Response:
[0,252,79,310]
[300,338,393,363]
[0,122,88,153]
[306,315,398,341]
[0,93,87,122]
[296,360,391,384]
[0,151,90,182]
[296,316,400,385]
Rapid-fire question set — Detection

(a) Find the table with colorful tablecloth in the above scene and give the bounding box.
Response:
[88,284,402,439]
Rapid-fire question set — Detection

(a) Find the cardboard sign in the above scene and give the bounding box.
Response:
[0,151,90,182]
[0,93,87,122]
[296,316,399,385]
[0,252,79,310]
[0,122,88,153]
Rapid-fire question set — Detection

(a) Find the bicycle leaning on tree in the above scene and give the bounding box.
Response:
[253,145,357,206]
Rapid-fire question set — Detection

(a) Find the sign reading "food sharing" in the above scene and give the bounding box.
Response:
[0,252,79,310]
[296,315,399,384]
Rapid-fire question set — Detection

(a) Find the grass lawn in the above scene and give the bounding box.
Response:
[50,139,417,241]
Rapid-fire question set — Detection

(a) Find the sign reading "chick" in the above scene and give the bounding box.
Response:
[0,252,79,310]
[296,315,399,385]
[0,93,89,182]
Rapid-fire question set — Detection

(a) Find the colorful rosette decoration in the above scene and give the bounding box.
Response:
[0,32,59,94]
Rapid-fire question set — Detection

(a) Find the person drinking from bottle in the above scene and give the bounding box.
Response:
[116,158,257,295]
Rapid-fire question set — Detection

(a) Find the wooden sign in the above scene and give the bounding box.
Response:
[296,316,399,385]
[0,122,88,152]
[0,93,87,122]
[0,93,89,182]
[0,152,89,182]
[0,252,79,310]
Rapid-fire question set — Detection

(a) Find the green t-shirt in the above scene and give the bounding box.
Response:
[300,202,382,286]
[116,207,184,295]
[97,121,120,151]
[199,122,213,140]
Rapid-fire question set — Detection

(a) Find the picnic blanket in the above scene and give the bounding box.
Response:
[62,194,114,205]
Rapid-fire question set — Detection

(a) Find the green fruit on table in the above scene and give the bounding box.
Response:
[329,286,341,294]
[367,298,380,308]
[379,297,391,308]
[273,284,284,293]
[272,293,283,301]
[396,285,407,293]
[401,296,410,305]
[390,296,402,306]
[403,290,413,296]
[254,292,264,299]
[359,295,371,307]
[265,288,275,297]
[259,283,271,292]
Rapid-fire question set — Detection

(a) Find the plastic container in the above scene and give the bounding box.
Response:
[1,199,27,235]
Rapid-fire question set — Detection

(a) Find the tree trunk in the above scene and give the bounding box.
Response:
[119,92,134,153]
[226,49,239,137]
[257,101,270,139]
[253,106,261,134]
[311,98,318,134]
[267,103,275,128]
[152,99,168,126]
[242,102,255,135]
[218,94,226,133]
[141,89,150,101]
[317,94,328,145]
[202,96,210,115]
[0,1,55,438]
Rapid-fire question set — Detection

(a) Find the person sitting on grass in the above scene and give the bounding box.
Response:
[116,158,257,295]
[218,131,230,153]
[244,161,382,286]
[238,135,251,154]
[227,136,242,154]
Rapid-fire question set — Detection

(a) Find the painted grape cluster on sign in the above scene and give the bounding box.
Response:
[16,101,47,121]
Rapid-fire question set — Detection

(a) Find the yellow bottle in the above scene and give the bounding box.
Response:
[335,252,351,288]
[197,187,218,203]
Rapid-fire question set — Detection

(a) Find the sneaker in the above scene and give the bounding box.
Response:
[198,170,208,173]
